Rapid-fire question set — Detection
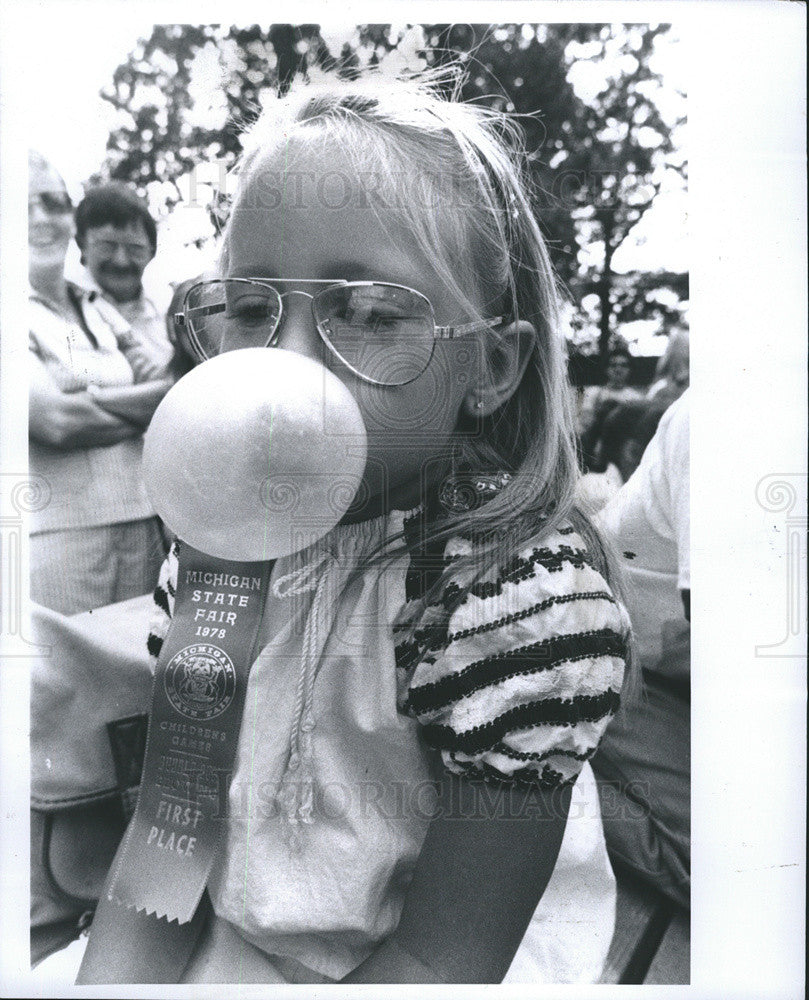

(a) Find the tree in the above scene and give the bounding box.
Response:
[550,24,687,356]
[96,22,686,362]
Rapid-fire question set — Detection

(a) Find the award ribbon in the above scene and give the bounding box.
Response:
[107,543,272,922]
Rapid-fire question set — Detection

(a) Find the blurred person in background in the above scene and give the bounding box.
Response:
[577,346,645,472]
[591,389,691,909]
[75,183,175,382]
[28,152,171,614]
[647,329,689,408]
[578,346,645,433]
[578,400,668,512]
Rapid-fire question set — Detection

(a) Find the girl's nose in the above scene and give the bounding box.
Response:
[273,292,328,366]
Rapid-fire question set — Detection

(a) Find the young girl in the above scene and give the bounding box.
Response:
[79,69,631,985]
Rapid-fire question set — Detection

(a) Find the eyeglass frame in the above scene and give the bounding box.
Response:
[28,191,73,215]
[83,234,154,264]
[174,277,504,387]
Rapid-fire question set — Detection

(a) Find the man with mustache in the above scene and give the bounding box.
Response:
[75,183,175,381]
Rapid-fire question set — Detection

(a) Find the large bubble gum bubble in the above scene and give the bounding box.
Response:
[143,349,367,561]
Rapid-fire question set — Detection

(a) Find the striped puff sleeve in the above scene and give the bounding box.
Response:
[146,539,180,668]
[398,525,631,789]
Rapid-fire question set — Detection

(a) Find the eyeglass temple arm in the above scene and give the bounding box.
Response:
[173,303,227,327]
[434,316,504,339]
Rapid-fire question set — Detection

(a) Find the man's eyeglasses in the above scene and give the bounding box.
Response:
[28,191,73,215]
[86,237,153,264]
[175,278,502,387]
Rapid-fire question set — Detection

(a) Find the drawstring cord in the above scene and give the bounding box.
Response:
[272,548,333,600]
[272,547,342,835]
[267,509,417,843]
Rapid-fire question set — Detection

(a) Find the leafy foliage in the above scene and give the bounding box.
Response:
[96,22,687,359]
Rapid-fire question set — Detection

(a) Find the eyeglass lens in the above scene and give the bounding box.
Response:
[91,239,152,262]
[313,284,434,385]
[185,280,435,386]
[184,281,282,359]
[29,192,73,215]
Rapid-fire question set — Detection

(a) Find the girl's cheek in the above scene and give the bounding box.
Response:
[358,391,436,439]
[343,383,398,436]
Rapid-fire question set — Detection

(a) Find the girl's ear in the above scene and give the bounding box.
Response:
[463,320,535,418]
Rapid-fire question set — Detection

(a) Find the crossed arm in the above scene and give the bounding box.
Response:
[29,353,171,448]
[85,378,173,424]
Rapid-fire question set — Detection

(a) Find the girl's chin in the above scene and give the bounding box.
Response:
[340,486,388,524]
[339,470,441,524]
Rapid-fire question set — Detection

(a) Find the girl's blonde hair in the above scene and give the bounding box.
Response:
[229,68,624,610]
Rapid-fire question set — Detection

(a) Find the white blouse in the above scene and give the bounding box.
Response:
[148,508,629,983]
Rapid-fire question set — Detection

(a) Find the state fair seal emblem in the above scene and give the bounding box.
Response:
[163,644,236,721]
